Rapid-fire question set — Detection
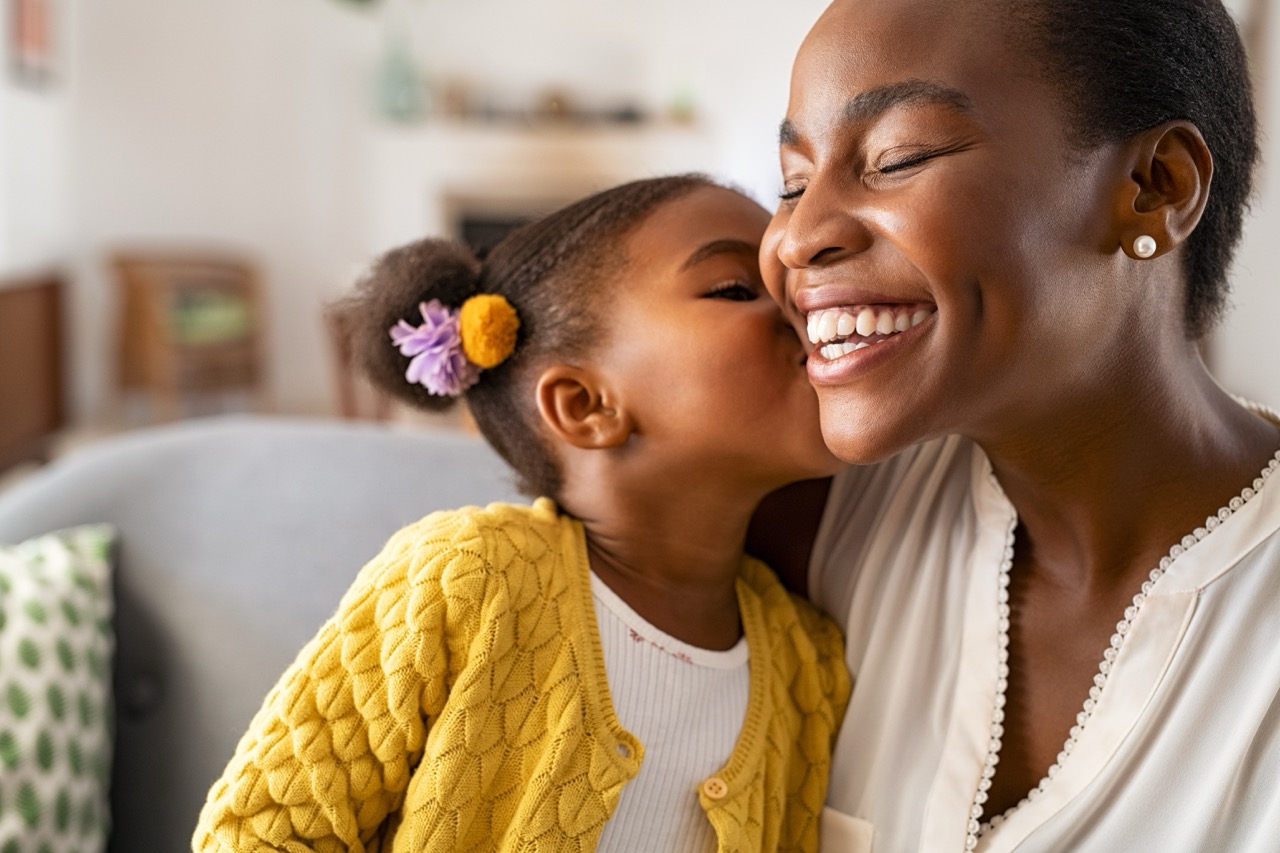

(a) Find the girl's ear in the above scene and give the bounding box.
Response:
[1111,119,1213,260]
[535,364,635,449]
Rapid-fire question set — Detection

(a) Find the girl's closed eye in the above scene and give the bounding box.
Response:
[707,281,759,301]
[778,184,806,203]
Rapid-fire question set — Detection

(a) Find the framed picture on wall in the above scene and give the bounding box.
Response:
[8,0,55,88]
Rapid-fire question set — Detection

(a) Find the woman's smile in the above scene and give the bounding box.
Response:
[804,303,935,361]
[803,307,936,386]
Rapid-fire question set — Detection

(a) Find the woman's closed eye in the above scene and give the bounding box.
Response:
[877,149,939,174]
[776,149,950,202]
[874,140,972,177]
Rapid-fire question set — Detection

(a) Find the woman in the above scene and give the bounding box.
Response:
[752,0,1280,849]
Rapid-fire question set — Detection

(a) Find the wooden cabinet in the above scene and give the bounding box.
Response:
[0,274,65,471]
[112,253,265,420]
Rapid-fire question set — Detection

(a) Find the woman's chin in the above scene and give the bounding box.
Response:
[818,406,922,466]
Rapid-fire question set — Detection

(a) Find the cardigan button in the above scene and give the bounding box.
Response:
[702,777,729,800]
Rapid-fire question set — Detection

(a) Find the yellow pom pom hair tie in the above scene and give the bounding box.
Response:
[459,294,521,369]
[388,294,520,397]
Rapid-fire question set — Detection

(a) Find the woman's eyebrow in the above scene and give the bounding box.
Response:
[680,239,758,271]
[778,79,973,144]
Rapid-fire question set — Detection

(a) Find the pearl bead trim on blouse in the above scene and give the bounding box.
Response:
[964,443,1280,851]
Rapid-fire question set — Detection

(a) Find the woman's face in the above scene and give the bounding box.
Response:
[597,185,840,489]
[762,0,1138,462]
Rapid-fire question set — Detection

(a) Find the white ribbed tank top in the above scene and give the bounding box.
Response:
[590,572,750,853]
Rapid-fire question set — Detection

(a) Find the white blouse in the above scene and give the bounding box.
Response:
[811,418,1280,852]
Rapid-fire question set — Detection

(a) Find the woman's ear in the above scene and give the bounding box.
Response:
[535,364,634,450]
[1112,119,1213,260]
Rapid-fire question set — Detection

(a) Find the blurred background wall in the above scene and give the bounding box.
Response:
[0,0,1274,434]
[1216,0,1278,406]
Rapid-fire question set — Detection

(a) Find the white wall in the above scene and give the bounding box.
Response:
[399,0,827,202]
[13,0,1275,420]
[68,0,380,418]
[61,0,828,420]
[1213,0,1280,407]
[0,0,74,277]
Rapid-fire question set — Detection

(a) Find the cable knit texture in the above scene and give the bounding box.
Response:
[192,499,850,853]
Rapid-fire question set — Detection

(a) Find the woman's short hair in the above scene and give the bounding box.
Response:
[1013,0,1258,337]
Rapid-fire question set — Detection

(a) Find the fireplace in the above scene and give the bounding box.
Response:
[363,120,715,261]
[444,193,571,257]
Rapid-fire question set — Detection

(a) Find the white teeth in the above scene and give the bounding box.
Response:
[805,305,937,348]
[819,340,873,359]
[816,337,879,359]
[817,311,839,343]
[855,308,878,337]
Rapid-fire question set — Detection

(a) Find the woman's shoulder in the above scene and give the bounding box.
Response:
[828,434,977,501]
[820,435,981,540]
[807,435,985,619]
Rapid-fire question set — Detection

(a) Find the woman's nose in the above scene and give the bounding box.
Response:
[772,178,872,271]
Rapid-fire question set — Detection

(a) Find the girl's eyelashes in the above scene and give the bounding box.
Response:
[778,184,806,202]
[707,281,759,301]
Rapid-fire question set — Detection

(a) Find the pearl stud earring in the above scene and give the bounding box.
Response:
[1133,235,1157,259]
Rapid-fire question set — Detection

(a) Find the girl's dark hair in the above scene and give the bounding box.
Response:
[1010,0,1258,338]
[330,173,718,497]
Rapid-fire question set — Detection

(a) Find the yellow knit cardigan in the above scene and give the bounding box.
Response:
[192,499,850,853]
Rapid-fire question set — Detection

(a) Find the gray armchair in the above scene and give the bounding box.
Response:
[0,415,520,852]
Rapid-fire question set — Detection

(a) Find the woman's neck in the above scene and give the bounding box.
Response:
[977,358,1280,592]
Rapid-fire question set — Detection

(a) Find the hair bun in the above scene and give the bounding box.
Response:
[329,237,483,412]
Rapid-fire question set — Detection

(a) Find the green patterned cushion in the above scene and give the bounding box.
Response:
[0,525,115,853]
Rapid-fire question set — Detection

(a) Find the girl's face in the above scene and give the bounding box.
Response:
[598,185,840,488]
[761,0,1139,463]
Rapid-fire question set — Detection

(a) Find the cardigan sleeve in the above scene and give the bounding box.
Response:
[191,510,489,853]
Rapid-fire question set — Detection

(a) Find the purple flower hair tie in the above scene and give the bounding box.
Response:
[389,299,480,397]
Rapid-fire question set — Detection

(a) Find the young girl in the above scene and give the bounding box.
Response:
[191,174,849,853]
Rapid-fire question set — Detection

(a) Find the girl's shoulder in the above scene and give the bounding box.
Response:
[393,496,564,547]
[351,497,573,593]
